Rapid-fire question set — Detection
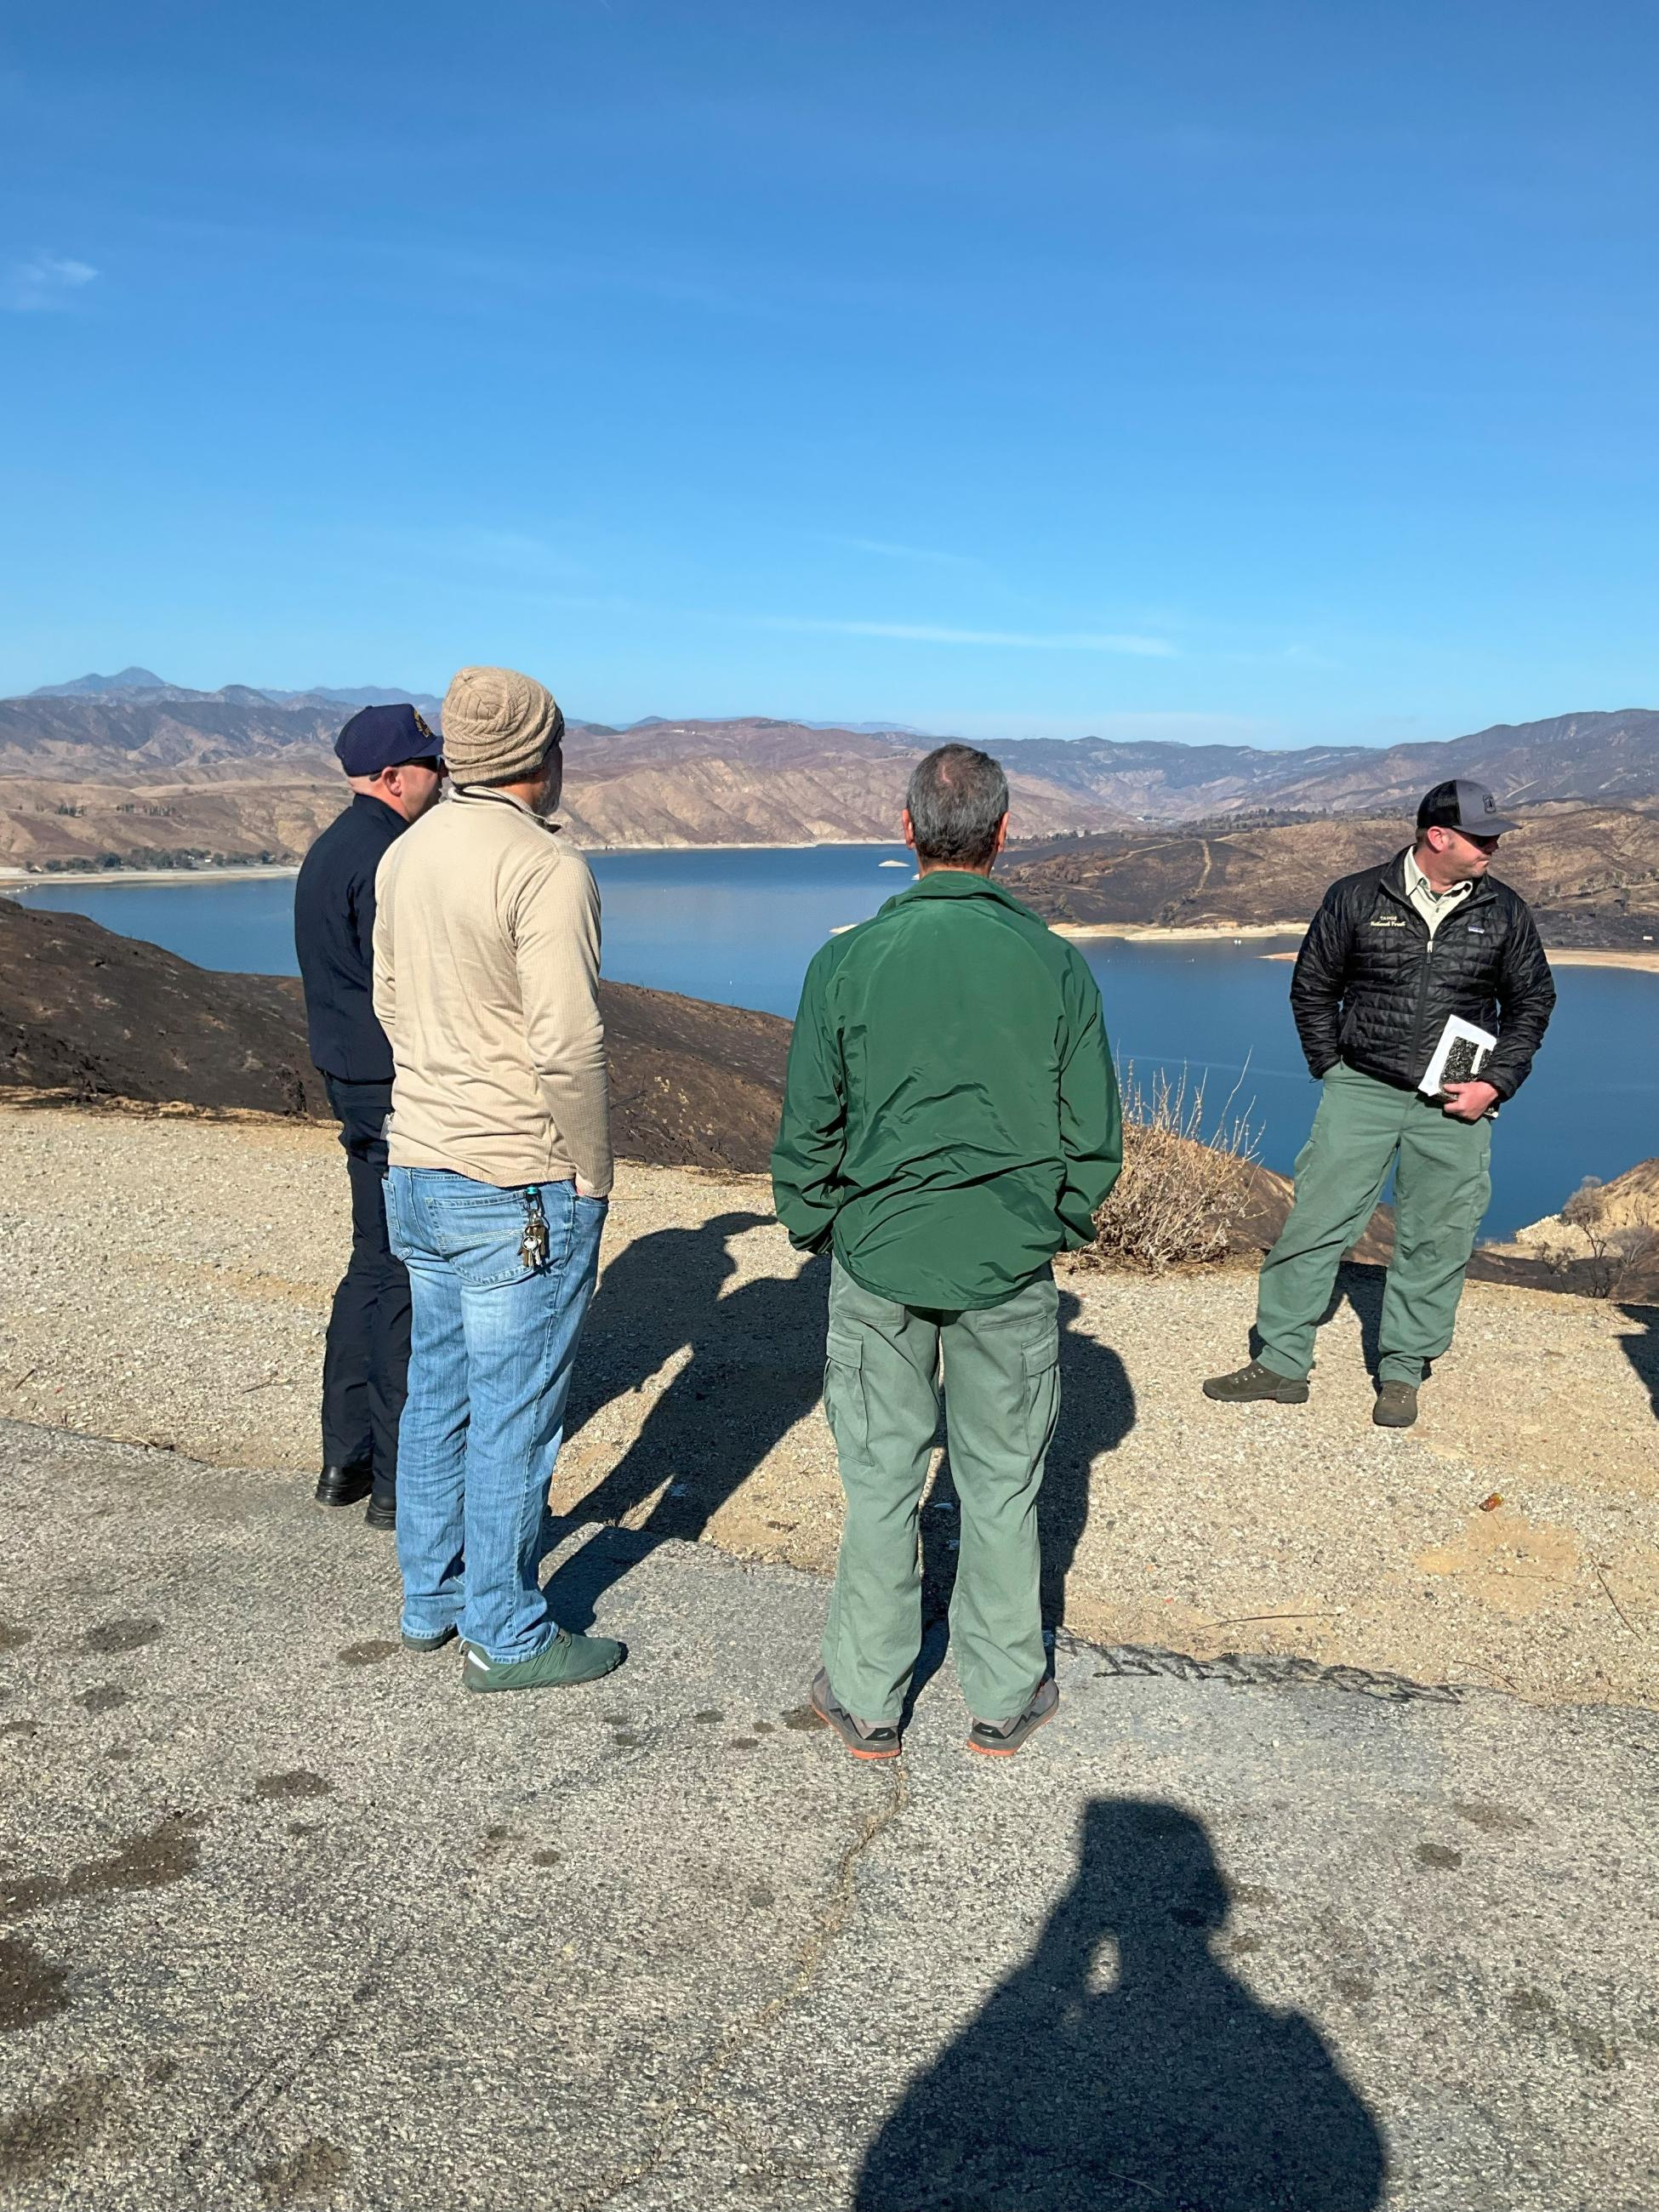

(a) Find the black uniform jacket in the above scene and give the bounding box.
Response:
[1289,848,1555,1102]
[294,793,407,1082]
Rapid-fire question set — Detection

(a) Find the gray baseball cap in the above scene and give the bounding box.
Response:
[1417,778,1519,838]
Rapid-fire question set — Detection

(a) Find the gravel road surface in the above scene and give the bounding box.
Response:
[0,1100,1655,1706]
[2,1421,1656,2209]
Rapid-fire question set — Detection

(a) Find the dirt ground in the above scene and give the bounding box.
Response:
[0,1101,1654,1707]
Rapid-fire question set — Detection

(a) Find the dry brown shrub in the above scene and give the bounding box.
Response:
[1080,1063,1261,1274]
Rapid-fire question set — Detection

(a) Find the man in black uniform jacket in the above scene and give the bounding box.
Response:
[1203,778,1555,1429]
[294,704,445,1526]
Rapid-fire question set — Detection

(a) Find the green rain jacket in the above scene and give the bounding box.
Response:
[771,869,1122,1310]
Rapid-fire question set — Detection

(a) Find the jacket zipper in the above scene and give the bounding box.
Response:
[1382,869,1497,1079]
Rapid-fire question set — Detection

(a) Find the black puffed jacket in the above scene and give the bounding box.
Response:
[1289,850,1555,1101]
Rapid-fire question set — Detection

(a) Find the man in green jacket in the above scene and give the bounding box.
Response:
[772,744,1121,1760]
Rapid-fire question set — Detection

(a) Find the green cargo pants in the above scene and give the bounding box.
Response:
[820,1258,1060,1730]
[1256,1062,1494,1388]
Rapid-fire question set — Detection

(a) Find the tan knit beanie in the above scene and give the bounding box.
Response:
[440,664,564,785]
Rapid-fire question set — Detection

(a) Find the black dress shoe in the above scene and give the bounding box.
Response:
[364,1491,396,1532]
[315,1462,373,1508]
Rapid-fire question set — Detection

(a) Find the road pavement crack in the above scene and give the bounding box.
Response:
[564,1759,912,2212]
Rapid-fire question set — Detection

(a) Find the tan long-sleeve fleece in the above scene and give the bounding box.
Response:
[372,785,612,1194]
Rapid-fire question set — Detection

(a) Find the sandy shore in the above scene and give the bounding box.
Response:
[0,863,300,889]
[0,1099,1652,1708]
[1260,946,1659,972]
[1053,920,1303,943]
[0,840,903,887]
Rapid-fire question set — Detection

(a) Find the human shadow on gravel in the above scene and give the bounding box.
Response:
[561,1210,769,1447]
[543,1232,830,1631]
[1324,1263,1385,1377]
[916,1291,1135,1678]
[1616,1304,1659,1422]
[1248,1261,1388,1381]
[854,1797,1388,2212]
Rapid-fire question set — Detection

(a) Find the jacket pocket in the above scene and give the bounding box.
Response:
[823,1331,869,1459]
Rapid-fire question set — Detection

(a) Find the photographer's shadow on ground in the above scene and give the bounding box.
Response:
[855,1798,1388,2212]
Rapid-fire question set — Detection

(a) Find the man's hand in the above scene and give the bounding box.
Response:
[1440,1080,1498,1121]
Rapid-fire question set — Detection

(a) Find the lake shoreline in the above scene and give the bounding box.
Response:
[1259,945,1659,973]
[0,836,905,888]
[0,862,301,889]
[1054,920,1303,944]
[9,866,1656,973]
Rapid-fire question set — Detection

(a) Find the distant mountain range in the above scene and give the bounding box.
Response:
[26,670,449,716]
[1,672,1657,867]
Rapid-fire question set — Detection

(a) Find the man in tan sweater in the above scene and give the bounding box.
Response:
[373,664,624,1693]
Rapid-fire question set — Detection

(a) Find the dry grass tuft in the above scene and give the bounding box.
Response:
[1081,1063,1261,1273]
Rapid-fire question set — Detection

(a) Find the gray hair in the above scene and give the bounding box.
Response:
[905,744,1010,868]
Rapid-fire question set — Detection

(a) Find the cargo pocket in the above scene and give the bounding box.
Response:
[1022,1322,1062,1465]
[823,1331,869,1461]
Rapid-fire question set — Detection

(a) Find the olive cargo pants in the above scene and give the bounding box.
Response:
[1256,1063,1494,1388]
[820,1258,1060,1729]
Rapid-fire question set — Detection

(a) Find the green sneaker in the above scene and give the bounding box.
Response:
[463,1628,624,1695]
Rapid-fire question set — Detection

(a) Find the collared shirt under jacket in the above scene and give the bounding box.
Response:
[771,868,1122,1310]
[294,790,408,1082]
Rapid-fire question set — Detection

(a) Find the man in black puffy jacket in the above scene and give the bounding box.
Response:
[1205,779,1555,1428]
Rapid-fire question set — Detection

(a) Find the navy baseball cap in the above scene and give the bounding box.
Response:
[335,703,442,778]
[1417,778,1519,838]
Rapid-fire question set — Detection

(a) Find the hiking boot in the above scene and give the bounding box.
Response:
[809,1668,902,1761]
[463,1628,624,1695]
[968,1677,1059,1759]
[1202,1360,1309,1405]
[402,1624,459,1654]
[1373,1381,1420,1428]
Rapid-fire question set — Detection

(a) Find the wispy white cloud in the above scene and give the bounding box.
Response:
[529,590,1177,657]
[941,709,1280,745]
[819,533,989,574]
[6,251,98,313]
[758,614,1177,656]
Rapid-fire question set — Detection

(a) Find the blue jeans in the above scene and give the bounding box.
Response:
[384,1167,607,1662]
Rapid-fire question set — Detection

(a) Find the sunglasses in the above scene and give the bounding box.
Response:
[392,755,446,777]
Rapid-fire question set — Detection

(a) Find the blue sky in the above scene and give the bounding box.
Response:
[3,2,1655,744]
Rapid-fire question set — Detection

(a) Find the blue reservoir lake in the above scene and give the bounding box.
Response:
[13,841,1656,1240]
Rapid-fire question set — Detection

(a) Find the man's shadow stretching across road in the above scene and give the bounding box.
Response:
[551,1226,1137,1672]
[544,1214,830,1629]
[856,1797,1388,2212]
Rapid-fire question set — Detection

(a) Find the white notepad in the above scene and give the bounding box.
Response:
[1419,1015,1497,1097]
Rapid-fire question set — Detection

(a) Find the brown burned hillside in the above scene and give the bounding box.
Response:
[0,896,789,1172]
[0,691,1126,865]
[1001,803,1659,947]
